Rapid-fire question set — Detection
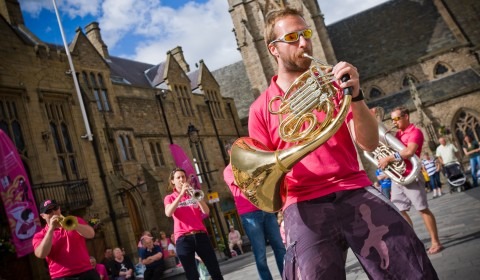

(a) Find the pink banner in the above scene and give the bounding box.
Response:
[0,130,41,257]
[169,144,201,190]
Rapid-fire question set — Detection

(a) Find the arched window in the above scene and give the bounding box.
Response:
[369,87,383,99]
[434,62,450,78]
[454,110,480,149]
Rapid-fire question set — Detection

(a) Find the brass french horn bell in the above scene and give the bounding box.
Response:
[56,215,78,230]
[230,54,353,212]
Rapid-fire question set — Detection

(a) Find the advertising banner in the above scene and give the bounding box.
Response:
[0,130,41,257]
[169,143,201,190]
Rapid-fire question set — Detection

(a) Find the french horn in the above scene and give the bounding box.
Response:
[230,54,353,212]
[363,107,420,185]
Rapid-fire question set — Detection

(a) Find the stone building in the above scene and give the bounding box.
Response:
[215,0,480,178]
[0,0,244,278]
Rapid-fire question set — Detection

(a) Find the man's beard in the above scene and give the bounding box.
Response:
[283,53,311,73]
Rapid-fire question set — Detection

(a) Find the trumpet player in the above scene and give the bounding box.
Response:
[378,106,443,255]
[164,168,223,280]
[249,7,438,279]
[33,199,99,280]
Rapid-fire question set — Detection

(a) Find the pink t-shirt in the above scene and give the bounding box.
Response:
[248,76,372,210]
[164,191,208,241]
[395,123,424,174]
[32,217,92,279]
[224,164,259,215]
[95,263,109,280]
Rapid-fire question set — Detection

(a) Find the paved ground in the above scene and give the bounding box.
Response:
[221,186,480,279]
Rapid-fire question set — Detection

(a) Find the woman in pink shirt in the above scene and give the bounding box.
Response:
[164,168,223,280]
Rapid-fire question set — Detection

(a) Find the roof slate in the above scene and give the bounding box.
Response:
[327,0,458,80]
[108,56,155,87]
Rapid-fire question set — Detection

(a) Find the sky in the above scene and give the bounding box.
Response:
[18,0,390,72]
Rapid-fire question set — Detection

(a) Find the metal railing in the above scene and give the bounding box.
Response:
[32,179,92,212]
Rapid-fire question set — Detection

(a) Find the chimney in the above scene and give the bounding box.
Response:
[85,22,110,59]
[0,0,24,25]
[170,46,190,73]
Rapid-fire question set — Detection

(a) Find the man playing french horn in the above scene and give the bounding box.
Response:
[244,7,438,279]
[33,199,99,280]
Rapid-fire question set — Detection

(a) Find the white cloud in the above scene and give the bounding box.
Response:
[18,0,390,71]
[319,0,390,24]
[19,0,101,18]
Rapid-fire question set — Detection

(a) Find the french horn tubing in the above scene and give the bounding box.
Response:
[363,107,420,185]
[230,53,352,212]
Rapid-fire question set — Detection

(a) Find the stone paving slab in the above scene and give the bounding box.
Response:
[222,186,480,279]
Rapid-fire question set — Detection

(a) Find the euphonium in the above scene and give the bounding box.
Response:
[363,107,420,185]
[56,215,78,231]
[230,54,353,212]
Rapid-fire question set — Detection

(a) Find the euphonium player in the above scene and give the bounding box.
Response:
[33,199,99,280]
[249,7,438,279]
[378,106,443,255]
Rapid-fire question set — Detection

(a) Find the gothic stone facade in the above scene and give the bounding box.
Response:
[0,1,244,278]
[217,0,480,178]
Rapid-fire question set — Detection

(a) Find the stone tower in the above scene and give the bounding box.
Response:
[228,0,336,98]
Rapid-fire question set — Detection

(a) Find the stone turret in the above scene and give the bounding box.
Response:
[85,22,110,59]
[170,46,190,73]
[0,0,24,25]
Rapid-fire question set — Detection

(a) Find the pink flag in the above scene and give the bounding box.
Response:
[169,144,201,190]
[0,130,41,257]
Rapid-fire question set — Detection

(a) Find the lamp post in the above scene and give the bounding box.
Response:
[187,124,231,258]
[156,90,173,144]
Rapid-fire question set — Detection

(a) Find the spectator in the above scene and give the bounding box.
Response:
[90,256,109,280]
[422,152,442,197]
[225,144,286,280]
[463,135,480,188]
[228,226,244,255]
[139,237,165,280]
[110,247,134,279]
[436,137,460,177]
[375,168,392,199]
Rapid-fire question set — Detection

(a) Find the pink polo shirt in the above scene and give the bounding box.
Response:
[395,123,424,174]
[32,217,92,279]
[248,76,372,210]
[224,164,259,215]
[164,191,208,241]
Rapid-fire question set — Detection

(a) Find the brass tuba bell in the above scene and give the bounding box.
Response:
[230,54,353,212]
[56,215,78,231]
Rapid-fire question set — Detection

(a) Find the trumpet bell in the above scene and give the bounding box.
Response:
[58,215,78,231]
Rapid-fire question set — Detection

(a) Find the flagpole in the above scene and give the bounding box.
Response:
[52,0,93,141]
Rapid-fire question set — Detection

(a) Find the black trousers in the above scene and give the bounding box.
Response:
[144,263,165,280]
[53,269,101,280]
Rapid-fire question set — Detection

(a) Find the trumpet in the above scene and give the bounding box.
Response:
[188,186,204,202]
[55,215,78,231]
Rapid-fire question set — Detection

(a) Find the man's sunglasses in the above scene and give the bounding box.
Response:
[392,116,404,122]
[45,206,59,214]
[270,29,313,44]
